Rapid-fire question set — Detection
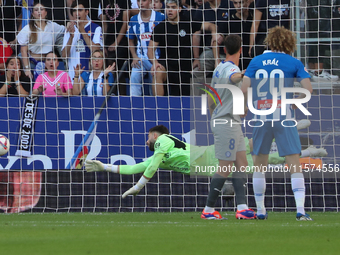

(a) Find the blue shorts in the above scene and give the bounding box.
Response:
[252,121,301,157]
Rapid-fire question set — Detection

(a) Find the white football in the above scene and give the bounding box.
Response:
[0,135,10,156]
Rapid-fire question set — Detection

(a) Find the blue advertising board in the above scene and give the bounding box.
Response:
[0,95,339,170]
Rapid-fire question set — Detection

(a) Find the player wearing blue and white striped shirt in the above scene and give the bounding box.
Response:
[62,0,103,81]
[242,26,313,221]
[127,0,165,96]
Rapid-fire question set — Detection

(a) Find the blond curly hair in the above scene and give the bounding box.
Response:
[264,26,296,54]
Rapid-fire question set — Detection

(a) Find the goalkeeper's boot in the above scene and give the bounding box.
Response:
[236,209,256,219]
[296,213,313,221]
[306,146,328,158]
[85,160,106,172]
[255,212,268,220]
[201,209,226,220]
[296,119,311,130]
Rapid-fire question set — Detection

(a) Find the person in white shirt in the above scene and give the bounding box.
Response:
[17,1,65,80]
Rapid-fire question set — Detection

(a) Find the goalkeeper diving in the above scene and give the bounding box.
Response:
[86,124,258,219]
[85,122,327,199]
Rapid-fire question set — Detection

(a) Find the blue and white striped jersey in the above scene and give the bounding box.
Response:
[127,10,165,59]
[62,20,103,80]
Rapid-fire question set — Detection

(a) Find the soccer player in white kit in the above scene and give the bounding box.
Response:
[201,35,255,220]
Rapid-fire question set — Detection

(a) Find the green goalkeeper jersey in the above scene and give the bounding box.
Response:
[121,135,286,178]
[120,134,219,178]
[142,134,192,178]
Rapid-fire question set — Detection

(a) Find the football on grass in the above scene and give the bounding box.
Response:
[0,135,10,156]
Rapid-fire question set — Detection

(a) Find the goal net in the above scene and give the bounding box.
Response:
[0,0,339,213]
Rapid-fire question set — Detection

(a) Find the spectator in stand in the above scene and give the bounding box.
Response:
[0,38,14,71]
[191,0,205,11]
[127,0,165,96]
[192,0,230,83]
[306,0,338,82]
[0,0,21,47]
[101,0,132,95]
[62,0,103,81]
[0,55,31,97]
[17,0,65,80]
[32,51,73,97]
[228,0,253,69]
[72,50,116,96]
[193,0,205,8]
[248,0,290,57]
[153,0,165,13]
[148,0,203,96]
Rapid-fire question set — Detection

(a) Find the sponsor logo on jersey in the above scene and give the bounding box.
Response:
[258,99,282,109]
[140,32,152,41]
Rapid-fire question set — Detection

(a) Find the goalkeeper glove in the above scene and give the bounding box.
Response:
[85,160,115,172]
[122,176,149,198]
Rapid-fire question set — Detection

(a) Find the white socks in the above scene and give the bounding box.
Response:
[104,164,118,173]
[204,206,215,213]
[252,171,305,215]
[253,172,266,215]
[237,204,249,211]
[291,173,306,215]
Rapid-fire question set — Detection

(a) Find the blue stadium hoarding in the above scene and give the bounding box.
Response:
[1,96,339,170]
[0,96,193,170]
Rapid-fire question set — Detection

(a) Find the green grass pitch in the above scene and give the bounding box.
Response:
[1,212,339,255]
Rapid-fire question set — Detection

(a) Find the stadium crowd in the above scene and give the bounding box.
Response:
[0,0,339,97]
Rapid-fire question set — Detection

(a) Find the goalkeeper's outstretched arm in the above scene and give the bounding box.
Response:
[122,153,164,198]
[85,159,149,175]
[85,153,164,198]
